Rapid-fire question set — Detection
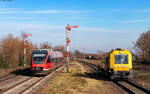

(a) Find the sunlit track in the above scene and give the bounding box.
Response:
[2,77,33,93]
[125,80,150,93]
[22,65,65,94]
[3,77,43,94]
[112,80,150,94]
[19,77,44,94]
[0,74,18,83]
[112,80,135,94]
[1,64,65,94]
[76,59,150,94]
[75,59,100,71]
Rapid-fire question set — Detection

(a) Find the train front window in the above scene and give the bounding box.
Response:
[33,54,46,64]
[115,54,128,64]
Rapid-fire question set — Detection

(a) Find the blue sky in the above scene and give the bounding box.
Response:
[0,0,150,53]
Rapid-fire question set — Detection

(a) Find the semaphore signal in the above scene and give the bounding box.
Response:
[23,33,32,66]
[65,24,79,72]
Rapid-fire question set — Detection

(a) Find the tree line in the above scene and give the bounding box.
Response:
[0,34,66,68]
[0,34,34,68]
[0,34,106,68]
[0,30,149,68]
[134,30,150,63]
[73,30,150,64]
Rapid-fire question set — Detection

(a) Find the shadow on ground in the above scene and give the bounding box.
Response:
[10,68,33,77]
[10,68,49,77]
[73,60,109,81]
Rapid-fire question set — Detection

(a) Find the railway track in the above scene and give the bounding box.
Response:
[76,59,150,94]
[0,74,19,83]
[0,65,65,94]
[113,79,150,94]
[125,80,150,93]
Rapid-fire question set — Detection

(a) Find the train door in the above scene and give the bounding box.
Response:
[46,55,51,70]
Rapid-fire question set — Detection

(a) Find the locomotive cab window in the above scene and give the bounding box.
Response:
[33,54,46,64]
[115,54,128,64]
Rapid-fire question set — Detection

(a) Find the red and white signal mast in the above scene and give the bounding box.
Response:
[23,33,32,66]
[65,24,78,72]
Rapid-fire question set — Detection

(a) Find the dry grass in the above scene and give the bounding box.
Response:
[39,62,87,94]
[39,61,122,94]
[132,63,150,88]
[133,63,150,80]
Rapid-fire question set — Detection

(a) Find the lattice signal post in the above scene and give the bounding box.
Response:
[23,33,32,66]
[65,24,79,72]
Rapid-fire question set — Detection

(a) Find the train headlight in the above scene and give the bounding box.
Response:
[114,65,117,68]
[126,65,128,68]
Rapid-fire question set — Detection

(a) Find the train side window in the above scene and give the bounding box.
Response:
[57,58,61,62]
[61,58,62,62]
[56,58,59,63]
[53,58,57,63]
[58,58,61,62]
[59,58,62,62]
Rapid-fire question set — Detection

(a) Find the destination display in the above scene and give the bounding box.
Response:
[33,54,46,57]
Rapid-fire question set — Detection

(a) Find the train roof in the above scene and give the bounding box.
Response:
[33,49,52,51]
[108,48,131,55]
[110,48,129,52]
[51,51,63,58]
[32,49,63,58]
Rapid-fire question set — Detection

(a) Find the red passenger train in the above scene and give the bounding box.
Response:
[31,49,64,74]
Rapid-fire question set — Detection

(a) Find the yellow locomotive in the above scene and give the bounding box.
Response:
[106,48,133,79]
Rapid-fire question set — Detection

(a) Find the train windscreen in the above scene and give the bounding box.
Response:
[115,54,128,64]
[32,50,48,64]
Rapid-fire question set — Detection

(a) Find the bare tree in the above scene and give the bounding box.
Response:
[0,34,35,67]
[97,50,106,60]
[135,30,150,63]
[40,41,53,49]
[74,50,83,58]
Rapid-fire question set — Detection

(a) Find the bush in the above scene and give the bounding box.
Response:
[135,30,150,63]
[0,34,35,68]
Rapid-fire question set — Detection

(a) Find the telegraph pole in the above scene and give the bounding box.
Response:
[23,33,32,66]
[65,24,78,72]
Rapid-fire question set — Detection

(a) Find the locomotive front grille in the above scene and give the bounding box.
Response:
[34,67,43,71]
[114,71,130,76]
